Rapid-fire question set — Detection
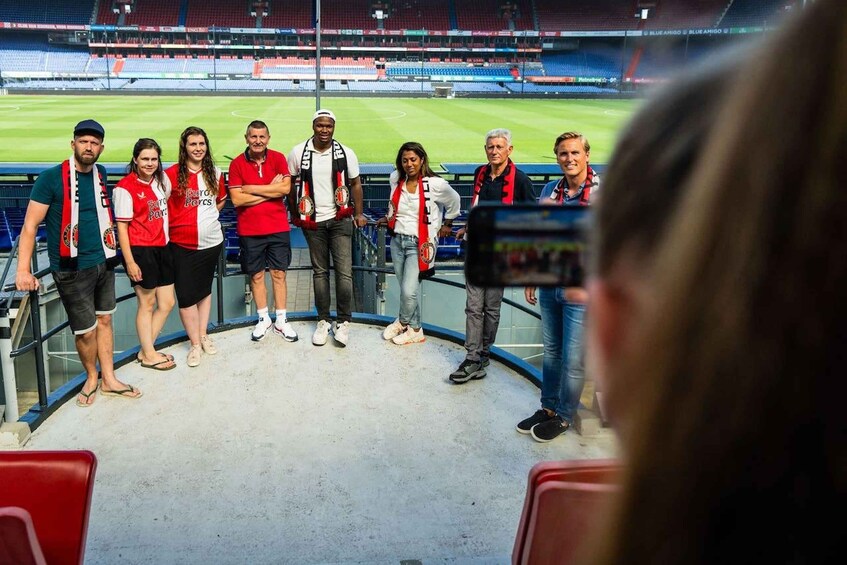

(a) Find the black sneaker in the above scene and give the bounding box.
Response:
[530,415,570,442]
[516,409,555,435]
[479,356,491,368]
[449,359,486,384]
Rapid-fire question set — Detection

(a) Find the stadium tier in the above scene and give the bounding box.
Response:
[0,1,798,95]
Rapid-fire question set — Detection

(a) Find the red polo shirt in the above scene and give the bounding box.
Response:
[228,148,291,236]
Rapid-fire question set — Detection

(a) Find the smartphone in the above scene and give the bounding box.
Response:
[464,204,590,287]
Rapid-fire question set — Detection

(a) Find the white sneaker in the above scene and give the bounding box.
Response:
[273,320,299,342]
[251,317,273,341]
[333,321,350,347]
[187,344,202,367]
[312,320,331,346]
[392,326,425,345]
[200,335,217,355]
[382,319,405,340]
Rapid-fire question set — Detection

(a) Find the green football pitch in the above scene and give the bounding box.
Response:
[0,95,641,166]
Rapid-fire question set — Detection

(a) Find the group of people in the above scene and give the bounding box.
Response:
[13,111,373,407]
[13,109,592,442]
[12,0,844,559]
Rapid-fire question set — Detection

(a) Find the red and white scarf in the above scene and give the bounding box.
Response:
[549,165,596,205]
[59,156,117,269]
[387,176,437,279]
[295,139,352,230]
[471,159,516,207]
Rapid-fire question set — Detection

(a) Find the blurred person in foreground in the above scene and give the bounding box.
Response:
[519,131,597,442]
[582,1,847,562]
[288,110,366,347]
[15,120,142,405]
[229,120,298,343]
[450,128,535,384]
[377,142,461,345]
[114,138,176,371]
[165,127,227,368]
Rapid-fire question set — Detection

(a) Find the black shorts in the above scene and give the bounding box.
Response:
[239,232,291,276]
[53,262,116,335]
[170,242,222,308]
[125,245,174,290]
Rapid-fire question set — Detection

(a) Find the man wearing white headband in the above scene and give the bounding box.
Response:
[288,110,366,347]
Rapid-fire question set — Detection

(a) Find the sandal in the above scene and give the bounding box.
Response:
[140,358,176,371]
[136,351,174,363]
[76,384,98,407]
[100,384,143,399]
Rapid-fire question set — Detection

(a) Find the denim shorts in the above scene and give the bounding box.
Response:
[53,262,116,335]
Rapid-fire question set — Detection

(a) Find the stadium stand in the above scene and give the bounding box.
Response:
[119,0,182,26]
[718,0,796,27]
[185,0,258,28]
[640,0,725,29]
[261,0,314,29]
[534,0,636,31]
[0,1,788,96]
[0,0,95,25]
[456,0,534,31]
[382,0,450,31]
[322,0,375,30]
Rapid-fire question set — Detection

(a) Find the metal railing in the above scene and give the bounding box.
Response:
[1,223,542,429]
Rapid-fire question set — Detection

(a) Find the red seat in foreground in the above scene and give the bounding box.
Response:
[0,450,97,565]
[513,459,620,565]
[0,506,47,565]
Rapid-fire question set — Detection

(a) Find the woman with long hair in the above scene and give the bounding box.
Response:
[584,1,847,562]
[377,142,460,345]
[114,138,176,370]
[164,127,227,368]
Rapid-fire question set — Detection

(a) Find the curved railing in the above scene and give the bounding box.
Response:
[0,222,543,430]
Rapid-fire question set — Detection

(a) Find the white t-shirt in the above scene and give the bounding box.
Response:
[288,138,360,223]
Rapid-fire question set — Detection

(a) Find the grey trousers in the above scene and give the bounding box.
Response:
[464,281,504,362]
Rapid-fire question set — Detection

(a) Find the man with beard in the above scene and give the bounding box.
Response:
[16,119,143,406]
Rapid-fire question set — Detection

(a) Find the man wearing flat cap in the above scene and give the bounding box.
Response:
[16,119,143,406]
[288,110,366,347]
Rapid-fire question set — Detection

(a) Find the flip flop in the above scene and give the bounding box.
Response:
[100,384,143,399]
[136,352,174,363]
[140,358,176,371]
[76,384,98,407]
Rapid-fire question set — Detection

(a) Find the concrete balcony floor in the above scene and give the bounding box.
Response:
[24,321,618,564]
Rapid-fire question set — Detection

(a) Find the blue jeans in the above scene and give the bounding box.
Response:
[302,217,354,323]
[538,287,585,424]
[391,234,421,329]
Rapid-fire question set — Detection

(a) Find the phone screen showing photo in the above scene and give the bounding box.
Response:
[465,204,590,287]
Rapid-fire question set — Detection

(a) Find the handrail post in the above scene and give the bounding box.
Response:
[216,227,226,325]
[0,310,19,422]
[29,254,48,410]
[377,224,387,294]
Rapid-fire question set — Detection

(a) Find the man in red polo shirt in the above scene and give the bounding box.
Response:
[228,120,298,342]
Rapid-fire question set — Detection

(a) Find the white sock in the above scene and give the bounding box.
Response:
[257,307,270,321]
[276,309,287,324]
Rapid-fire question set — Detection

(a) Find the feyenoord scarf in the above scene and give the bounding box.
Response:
[59,157,118,269]
[549,165,596,205]
[387,176,437,279]
[296,139,351,229]
[471,159,516,207]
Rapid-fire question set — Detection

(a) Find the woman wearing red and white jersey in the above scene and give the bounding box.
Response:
[114,138,176,370]
[165,126,227,368]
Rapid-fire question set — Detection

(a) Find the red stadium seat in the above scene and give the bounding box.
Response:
[513,459,620,565]
[0,507,47,565]
[0,450,97,565]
